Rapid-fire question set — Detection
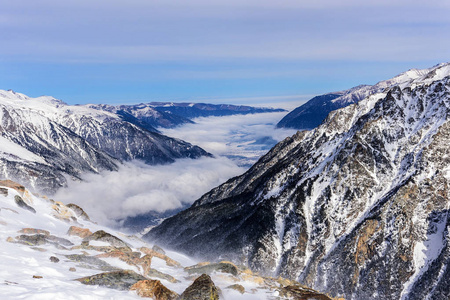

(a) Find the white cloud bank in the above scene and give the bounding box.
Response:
[55,157,244,227]
[161,111,298,162]
[55,110,298,228]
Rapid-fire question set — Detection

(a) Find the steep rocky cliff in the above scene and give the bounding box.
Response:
[148,63,450,299]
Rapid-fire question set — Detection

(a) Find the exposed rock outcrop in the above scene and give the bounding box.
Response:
[178,274,220,300]
[130,279,178,299]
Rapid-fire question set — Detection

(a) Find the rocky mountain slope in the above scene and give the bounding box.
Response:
[0,90,209,194]
[0,179,339,300]
[277,65,439,130]
[148,62,450,299]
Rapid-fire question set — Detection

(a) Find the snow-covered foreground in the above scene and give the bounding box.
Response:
[0,181,286,299]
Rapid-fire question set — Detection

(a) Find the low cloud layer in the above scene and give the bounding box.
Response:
[55,111,297,228]
[55,157,244,227]
[161,111,297,162]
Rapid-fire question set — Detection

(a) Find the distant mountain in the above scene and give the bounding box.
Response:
[88,102,286,129]
[150,102,286,119]
[147,63,450,300]
[0,90,210,194]
[277,66,436,130]
[86,103,194,130]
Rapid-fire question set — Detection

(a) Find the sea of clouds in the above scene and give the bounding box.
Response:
[55,110,298,228]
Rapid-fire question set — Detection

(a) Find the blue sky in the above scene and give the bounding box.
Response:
[0,0,449,105]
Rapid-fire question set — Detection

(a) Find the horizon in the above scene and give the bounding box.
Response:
[1,1,449,105]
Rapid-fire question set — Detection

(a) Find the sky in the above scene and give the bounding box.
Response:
[0,0,449,105]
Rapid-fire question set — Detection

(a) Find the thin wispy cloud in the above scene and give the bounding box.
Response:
[1,1,448,103]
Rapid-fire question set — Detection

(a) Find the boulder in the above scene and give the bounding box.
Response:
[66,203,91,221]
[15,234,47,246]
[96,251,142,269]
[50,256,60,263]
[18,228,50,236]
[278,285,337,300]
[67,226,92,238]
[51,201,77,222]
[140,247,181,267]
[0,180,25,196]
[152,245,166,255]
[65,254,118,272]
[130,279,178,299]
[226,284,245,294]
[179,274,220,300]
[184,261,238,276]
[75,270,146,291]
[14,195,36,213]
[0,187,7,197]
[145,268,179,283]
[83,230,131,251]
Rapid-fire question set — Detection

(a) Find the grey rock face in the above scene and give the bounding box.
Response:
[148,63,450,299]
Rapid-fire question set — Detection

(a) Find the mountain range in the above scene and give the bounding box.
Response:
[147,62,450,299]
[89,102,285,129]
[277,66,437,130]
[0,91,211,194]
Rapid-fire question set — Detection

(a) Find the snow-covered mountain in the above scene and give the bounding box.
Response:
[149,102,286,119]
[277,64,446,130]
[0,179,336,300]
[0,90,210,194]
[148,62,450,299]
[88,102,286,129]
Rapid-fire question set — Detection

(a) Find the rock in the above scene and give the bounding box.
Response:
[14,195,36,213]
[52,201,77,222]
[17,233,73,247]
[15,234,48,246]
[140,254,152,275]
[96,251,141,269]
[31,247,47,252]
[18,228,50,236]
[0,188,7,197]
[32,275,43,279]
[65,254,118,272]
[66,203,91,221]
[130,279,178,299]
[278,285,335,300]
[226,284,245,294]
[185,261,238,276]
[83,230,131,251]
[145,268,179,283]
[69,267,77,272]
[75,270,146,291]
[179,274,220,300]
[0,180,25,196]
[50,256,60,263]
[67,226,92,238]
[152,245,166,255]
[140,247,181,267]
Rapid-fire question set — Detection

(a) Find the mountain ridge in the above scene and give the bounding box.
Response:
[147,62,450,299]
[277,63,448,130]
